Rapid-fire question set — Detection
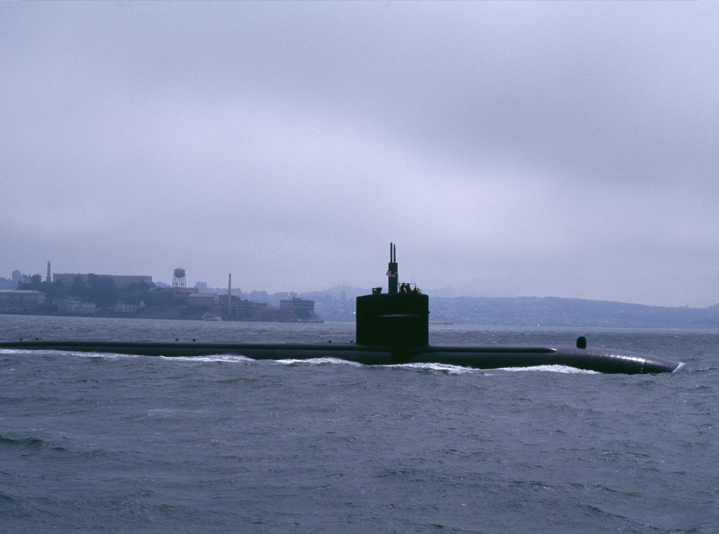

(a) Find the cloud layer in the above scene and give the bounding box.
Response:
[2,2,718,306]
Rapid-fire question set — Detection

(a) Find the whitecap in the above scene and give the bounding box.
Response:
[391,362,479,374]
[161,354,254,363]
[17,350,143,360]
[275,357,363,367]
[497,364,599,374]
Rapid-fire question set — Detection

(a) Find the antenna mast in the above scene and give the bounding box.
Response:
[387,242,398,294]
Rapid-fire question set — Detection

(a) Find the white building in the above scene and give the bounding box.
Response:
[114,301,145,313]
[0,290,46,311]
[53,297,96,313]
[188,293,220,307]
[279,297,315,313]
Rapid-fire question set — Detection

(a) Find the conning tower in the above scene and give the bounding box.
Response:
[356,244,429,347]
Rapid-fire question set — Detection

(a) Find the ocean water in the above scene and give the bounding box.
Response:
[0,315,717,533]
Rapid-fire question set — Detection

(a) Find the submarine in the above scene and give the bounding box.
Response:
[0,244,680,374]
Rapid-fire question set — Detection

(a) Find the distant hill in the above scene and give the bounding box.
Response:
[299,285,370,301]
[299,287,719,329]
[429,296,719,329]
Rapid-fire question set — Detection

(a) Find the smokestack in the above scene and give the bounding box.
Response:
[228,273,232,315]
[46,261,51,283]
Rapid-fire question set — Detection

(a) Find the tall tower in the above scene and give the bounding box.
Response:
[387,242,398,294]
[228,273,232,315]
[46,261,51,283]
[172,268,187,289]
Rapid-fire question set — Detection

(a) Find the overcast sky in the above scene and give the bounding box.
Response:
[2,2,718,306]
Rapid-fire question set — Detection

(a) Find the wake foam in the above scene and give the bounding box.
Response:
[673,362,687,373]
[391,362,479,374]
[497,364,599,374]
[2,349,143,360]
[161,355,255,363]
[276,357,363,367]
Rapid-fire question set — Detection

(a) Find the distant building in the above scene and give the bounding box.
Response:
[52,297,96,314]
[280,297,315,313]
[0,290,46,311]
[153,286,198,298]
[188,293,220,308]
[53,273,153,289]
[0,277,14,290]
[114,301,145,313]
[232,298,268,312]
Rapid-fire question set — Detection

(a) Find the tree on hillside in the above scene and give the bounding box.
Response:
[86,275,118,308]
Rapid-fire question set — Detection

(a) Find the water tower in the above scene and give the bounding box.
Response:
[172,268,187,289]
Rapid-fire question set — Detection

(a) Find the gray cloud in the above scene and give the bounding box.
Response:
[1,2,718,306]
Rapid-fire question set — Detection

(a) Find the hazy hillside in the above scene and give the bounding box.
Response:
[301,287,719,329]
[429,297,719,329]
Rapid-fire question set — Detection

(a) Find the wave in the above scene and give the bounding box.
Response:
[157,355,595,375]
[496,364,599,374]
[0,434,79,454]
[0,435,45,450]
[673,362,687,373]
[65,351,143,360]
[275,357,363,367]
[160,354,254,363]
[390,362,480,374]
[0,349,143,360]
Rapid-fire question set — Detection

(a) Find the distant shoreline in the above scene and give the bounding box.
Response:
[4,292,719,331]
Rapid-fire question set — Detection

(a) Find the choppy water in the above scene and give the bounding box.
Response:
[1,315,717,533]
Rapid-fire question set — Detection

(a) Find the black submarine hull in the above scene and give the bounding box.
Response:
[0,340,680,374]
